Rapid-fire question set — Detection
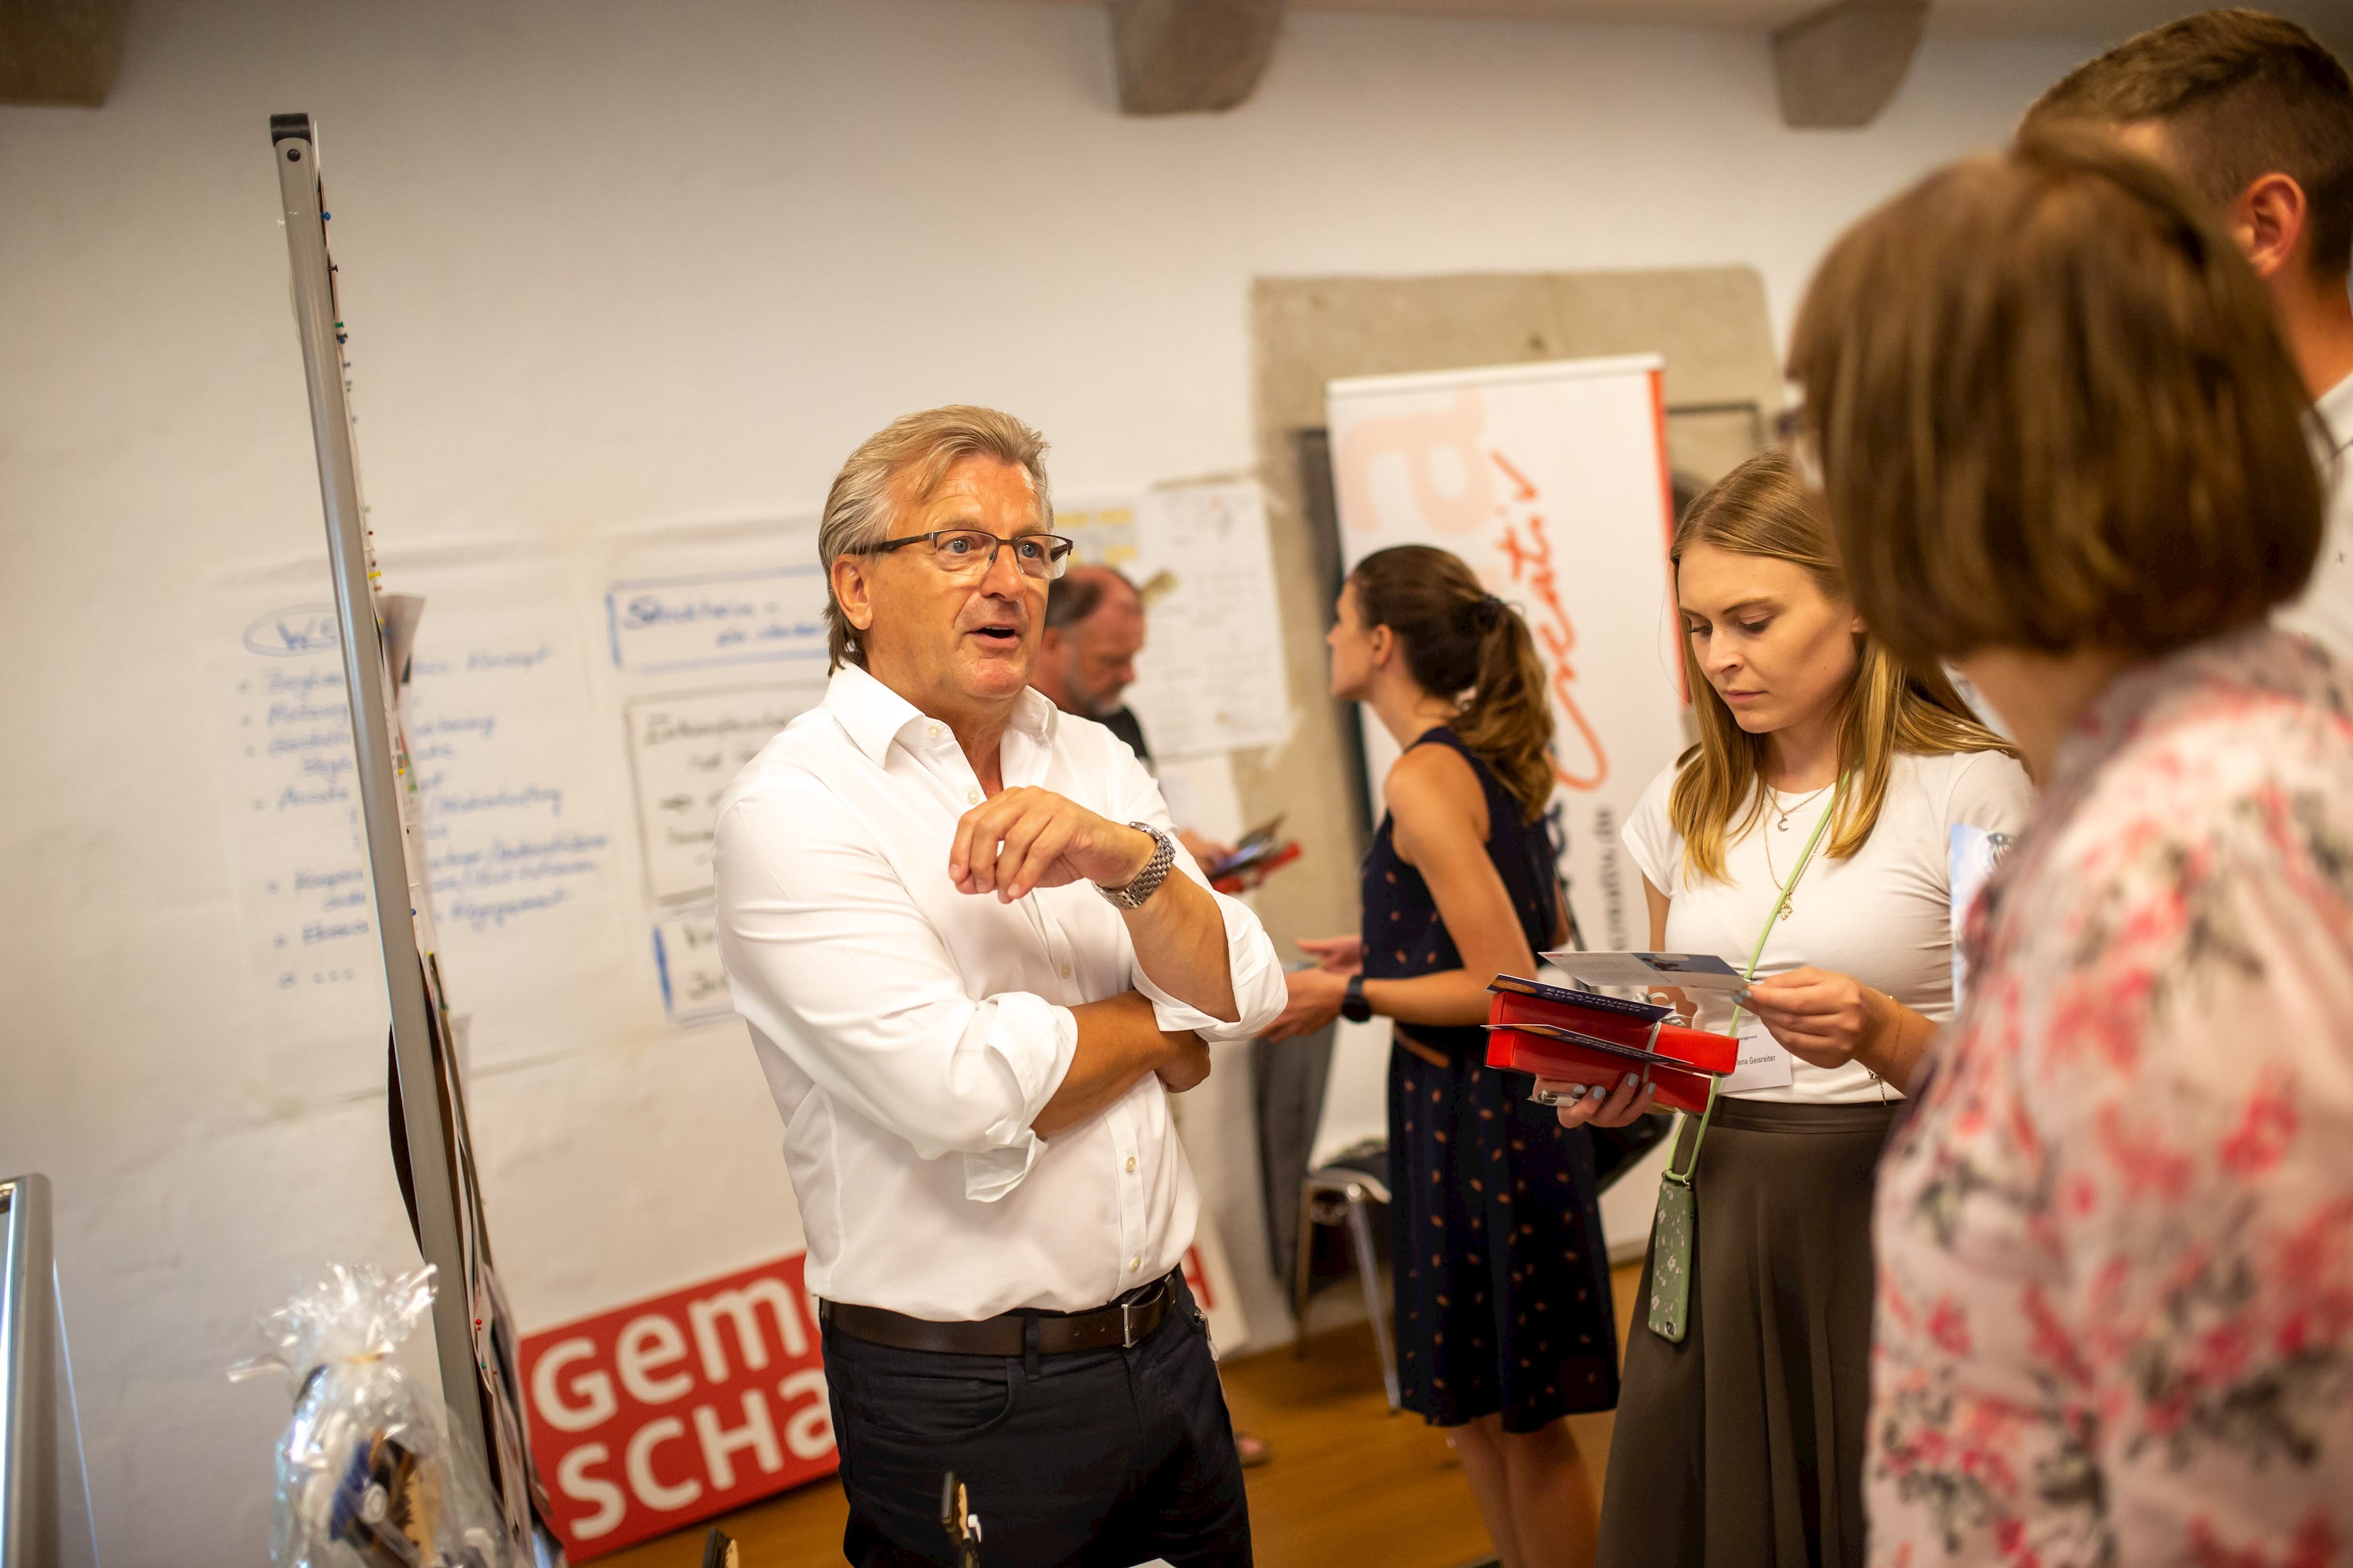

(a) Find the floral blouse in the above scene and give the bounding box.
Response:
[1869,629,2353,1566]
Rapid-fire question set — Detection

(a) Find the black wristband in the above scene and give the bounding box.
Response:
[1340,972,1373,1024]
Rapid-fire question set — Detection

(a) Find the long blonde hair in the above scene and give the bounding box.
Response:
[1670,451,2015,882]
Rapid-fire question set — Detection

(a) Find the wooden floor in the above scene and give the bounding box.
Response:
[599,1264,1642,1568]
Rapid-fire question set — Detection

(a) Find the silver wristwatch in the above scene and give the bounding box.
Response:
[1097,822,1177,910]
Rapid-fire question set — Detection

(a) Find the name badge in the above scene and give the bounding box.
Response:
[1722,1018,1793,1094]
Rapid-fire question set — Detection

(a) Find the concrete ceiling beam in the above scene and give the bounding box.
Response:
[1770,0,1927,129]
[1109,0,1287,115]
[0,0,129,106]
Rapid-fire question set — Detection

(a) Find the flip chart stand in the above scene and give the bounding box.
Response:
[269,112,553,1562]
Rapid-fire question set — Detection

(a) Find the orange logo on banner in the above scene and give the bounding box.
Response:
[1330,389,1494,537]
[1490,450,1607,791]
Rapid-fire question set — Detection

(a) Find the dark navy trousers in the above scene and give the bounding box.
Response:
[823,1276,1252,1567]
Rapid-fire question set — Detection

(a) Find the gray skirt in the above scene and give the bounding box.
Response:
[1596,1096,1897,1568]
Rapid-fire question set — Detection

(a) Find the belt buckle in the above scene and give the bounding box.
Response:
[1119,1276,1167,1348]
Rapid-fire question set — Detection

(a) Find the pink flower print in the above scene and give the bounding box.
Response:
[2095,1103,2194,1203]
[2024,1283,2094,1390]
[2186,1508,2343,1568]
[2221,1073,2300,1177]
[1929,1297,1973,1357]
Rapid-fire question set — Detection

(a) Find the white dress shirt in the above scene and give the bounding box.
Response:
[2281,372,2353,659]
[713,663,1285,1320]
[1622,749,2035,1104]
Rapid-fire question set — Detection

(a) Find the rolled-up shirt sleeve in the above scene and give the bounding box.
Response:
[1114,750,1287,1042]
[713,777,1074,1196]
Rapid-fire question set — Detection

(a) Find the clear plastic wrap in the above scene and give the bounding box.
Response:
[230,1264,516,1568]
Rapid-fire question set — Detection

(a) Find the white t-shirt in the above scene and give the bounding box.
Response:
[2278,371,2353,660]
[1621,748,2036,1104]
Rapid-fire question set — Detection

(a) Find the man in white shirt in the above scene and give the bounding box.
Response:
[2026,10,2353,654]
[713,405,1284,1566]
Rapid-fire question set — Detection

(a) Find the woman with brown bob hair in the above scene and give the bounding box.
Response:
[1556,449,2028,1568]
[1789,131,2352,1560]
[1267,544,1618,1568]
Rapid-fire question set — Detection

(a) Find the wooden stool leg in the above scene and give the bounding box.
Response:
[1292,1180,1321,1358]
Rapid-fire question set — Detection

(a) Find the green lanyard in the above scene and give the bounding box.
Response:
[1660,773,1846,1189]
[1644,775,1847,1343]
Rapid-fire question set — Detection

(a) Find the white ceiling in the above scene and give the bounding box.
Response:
[994,0,2352,50]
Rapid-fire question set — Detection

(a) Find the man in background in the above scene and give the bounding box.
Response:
[2026,7,2353,655]
[1035,565,1155,763]
[1035,565,1230,867]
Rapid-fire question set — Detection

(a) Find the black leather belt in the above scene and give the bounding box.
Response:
[820,1272,1179,1356]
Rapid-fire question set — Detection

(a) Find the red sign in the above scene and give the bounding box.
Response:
[520,1253,836,1559]
[522,1243,1224,1559]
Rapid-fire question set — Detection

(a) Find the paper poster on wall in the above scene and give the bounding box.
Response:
[593,520,831,1024]
[651,905,732,1027]
[1056,481,1290,761]
[1325,356,1685,952]
[207,542,642,1098]
[625,688,818,907]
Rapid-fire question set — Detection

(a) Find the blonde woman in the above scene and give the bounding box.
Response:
[1559,451,2031,1568]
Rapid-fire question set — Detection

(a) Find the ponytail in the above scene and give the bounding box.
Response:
[1456,601,1556,822]
[1349,546,1557,822]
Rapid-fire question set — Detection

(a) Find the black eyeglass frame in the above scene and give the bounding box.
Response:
[857,529,1077,580]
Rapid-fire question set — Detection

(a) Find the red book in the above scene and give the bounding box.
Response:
[1484,975,1736,1116]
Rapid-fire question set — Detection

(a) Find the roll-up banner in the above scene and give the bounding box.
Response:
[1326,355,1685,954]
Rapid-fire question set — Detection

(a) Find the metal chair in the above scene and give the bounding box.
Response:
[1291,1140,1399,1411]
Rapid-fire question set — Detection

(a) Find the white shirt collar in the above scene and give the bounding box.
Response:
[822,660,1059,765]
[2317,370,2353,461]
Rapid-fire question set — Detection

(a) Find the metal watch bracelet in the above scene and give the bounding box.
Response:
[1097,822,1176,910]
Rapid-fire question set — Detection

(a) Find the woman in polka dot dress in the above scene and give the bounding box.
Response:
[1267,544,1616,1568]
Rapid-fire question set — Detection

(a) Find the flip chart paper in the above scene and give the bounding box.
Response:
[207,541,639,1096]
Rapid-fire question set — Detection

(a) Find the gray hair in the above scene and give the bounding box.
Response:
[819,405,1054,671]
[1044,565,1139,632]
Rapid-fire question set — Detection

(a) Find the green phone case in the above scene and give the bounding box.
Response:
[1646,1177,1696,1343]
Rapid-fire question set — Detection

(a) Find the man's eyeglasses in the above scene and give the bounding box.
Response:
[859,530,1076,581]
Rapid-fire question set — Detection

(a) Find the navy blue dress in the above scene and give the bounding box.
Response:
[1367,728,1619,1430]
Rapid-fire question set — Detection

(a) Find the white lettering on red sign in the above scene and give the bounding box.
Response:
[520,1253,836,1561]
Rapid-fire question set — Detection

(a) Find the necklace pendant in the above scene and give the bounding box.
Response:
[1779,905,1792,921]
[1777,818,1792,831]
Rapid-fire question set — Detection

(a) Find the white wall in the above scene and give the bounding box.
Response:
[0,1,2092,1558]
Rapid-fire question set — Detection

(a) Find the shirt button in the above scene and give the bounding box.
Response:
[1124,1155,1136,1173]
[1059,963,1072,979]
[925,723,940,739]
[1129,1256,1141,1272]
[966,788,981,805]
